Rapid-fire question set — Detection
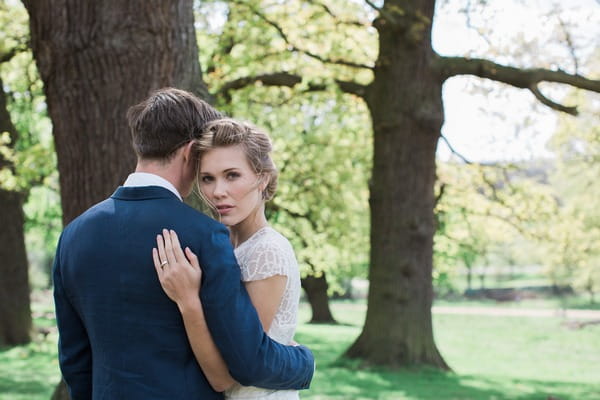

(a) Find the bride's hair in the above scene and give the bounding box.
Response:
[193,118,278,215]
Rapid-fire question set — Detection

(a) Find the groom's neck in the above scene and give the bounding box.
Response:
[135,159,182,192]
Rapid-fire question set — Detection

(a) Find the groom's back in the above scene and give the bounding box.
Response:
[56,186,224,399]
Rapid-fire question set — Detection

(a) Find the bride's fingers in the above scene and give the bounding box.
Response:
[169,230,187,265]
[152,248,163,277]
[184,247,200,271]
[162,228,177,265]
[156,234,168,268]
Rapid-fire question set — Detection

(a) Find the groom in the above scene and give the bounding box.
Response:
[53,87,314,399]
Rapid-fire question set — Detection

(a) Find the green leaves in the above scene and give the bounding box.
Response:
[545,88,600,297]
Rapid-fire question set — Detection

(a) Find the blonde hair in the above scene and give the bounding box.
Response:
[194,118,278,210]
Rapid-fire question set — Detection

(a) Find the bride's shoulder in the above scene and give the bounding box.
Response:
[255,227,293,250]
[246,227,296,262]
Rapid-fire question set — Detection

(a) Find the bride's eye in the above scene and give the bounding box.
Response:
[227,172,240,180]
[200,175,213,183]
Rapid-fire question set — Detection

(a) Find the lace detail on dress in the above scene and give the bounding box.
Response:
[225,227,301,400]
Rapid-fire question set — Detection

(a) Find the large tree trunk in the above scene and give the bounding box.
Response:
[23,0,209,225]
[346,0,448,368]
[301,274,336,324]
[23,1,210,397]
[0,77,31,346]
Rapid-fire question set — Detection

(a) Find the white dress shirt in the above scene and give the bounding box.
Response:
[123,172,182,201]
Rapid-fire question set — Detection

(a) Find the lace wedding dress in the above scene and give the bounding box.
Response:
[224,226,302,400]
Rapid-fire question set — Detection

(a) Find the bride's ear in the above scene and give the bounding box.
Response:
[257,174,268,192]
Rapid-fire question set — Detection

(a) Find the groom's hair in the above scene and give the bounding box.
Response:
[126,87,222,160]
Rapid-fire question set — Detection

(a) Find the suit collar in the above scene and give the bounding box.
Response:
[111,186,181,201]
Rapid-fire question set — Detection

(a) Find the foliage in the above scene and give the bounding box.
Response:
[0,0,61,283]
[434,161,558,292]
[232,91,371,292]
[196,0,375,88]
[546,88,600,300]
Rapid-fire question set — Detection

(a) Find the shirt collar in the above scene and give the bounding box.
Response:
[123,172,182,201]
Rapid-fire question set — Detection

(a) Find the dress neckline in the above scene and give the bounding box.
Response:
[234,225,272,250]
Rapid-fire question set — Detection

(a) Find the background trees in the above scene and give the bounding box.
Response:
[546,89,600,302]
[0,0,44,346]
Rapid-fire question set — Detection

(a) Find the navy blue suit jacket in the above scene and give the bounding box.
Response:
[53,186,314,399]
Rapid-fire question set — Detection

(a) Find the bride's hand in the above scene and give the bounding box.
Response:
[153,229,202,307]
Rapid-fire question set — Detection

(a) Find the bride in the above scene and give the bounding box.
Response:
[153,118,302,399]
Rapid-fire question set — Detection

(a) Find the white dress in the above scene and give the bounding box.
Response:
[224,226,301,400]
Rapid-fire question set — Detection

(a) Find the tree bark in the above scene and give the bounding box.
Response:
[23,0,209,225]
[301,274,336,324]
[23,1,210,397]
[345,0,448,368]
[0,77,31,346]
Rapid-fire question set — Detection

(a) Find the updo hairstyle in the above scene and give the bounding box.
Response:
[195,118,278,201]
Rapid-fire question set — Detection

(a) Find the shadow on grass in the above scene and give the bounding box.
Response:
[296,323,600,400]
[0,341,60,400]
[0,375,51,398]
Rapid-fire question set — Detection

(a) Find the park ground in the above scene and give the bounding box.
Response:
[1,290,599,400]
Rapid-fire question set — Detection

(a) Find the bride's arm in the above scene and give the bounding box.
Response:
[153,229,236,392]
[244,276,287,333]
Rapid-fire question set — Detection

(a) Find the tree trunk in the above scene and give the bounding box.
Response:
[345,0,448,368]
[23,1,210,397]
[50,379,70,400]
[466,265,473,291]
[301,274,336,324]
[0,78,31,346]
[23,0,209,225]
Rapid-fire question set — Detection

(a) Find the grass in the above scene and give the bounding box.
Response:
[1,294,599,400]
[435,293,600,311]
[296,301,600,400]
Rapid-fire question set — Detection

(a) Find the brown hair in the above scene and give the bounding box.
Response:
[195,118,278,200]
[126,87,222,160]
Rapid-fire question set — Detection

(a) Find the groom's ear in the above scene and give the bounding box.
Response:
[182,140,196,163]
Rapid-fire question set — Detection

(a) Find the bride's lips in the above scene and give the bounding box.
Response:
[216,204,234,215]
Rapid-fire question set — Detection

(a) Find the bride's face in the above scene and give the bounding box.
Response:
[198,145,264,227]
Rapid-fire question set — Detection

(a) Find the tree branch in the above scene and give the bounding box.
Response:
[0,44,27,64]
[434,56,600,115]
[305,0,369,27]
[216,72,367,100]
[439,134,472,164]
[233,0,373,70]
[529,84,577,115]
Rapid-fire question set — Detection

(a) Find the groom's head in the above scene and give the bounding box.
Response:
[127,87,222,162]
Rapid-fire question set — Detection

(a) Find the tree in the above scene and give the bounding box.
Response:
[546,88,600,302]
[434,161,557,294]
[0,75,31,346]
[23,0,211,397]
[200,0,600,367]
[0,0,34,346]
[23,0,210,225]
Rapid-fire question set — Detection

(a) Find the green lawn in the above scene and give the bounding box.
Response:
[1,295,599,400]
[297,301,600,400]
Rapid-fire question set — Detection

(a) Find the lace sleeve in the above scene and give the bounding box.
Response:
[240,238,294,282]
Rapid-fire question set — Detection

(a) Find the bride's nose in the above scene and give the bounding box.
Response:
[213,179,227,198]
